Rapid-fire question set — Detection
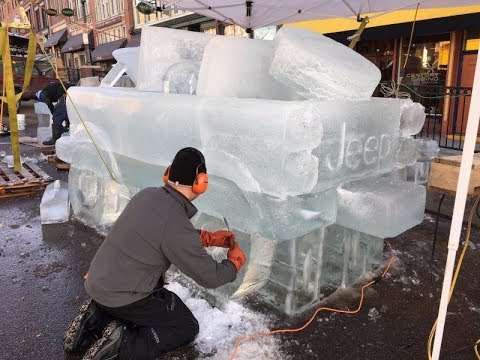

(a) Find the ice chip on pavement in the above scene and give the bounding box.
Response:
[336,177,426,238]
[415,139,440,161]
[40,180,70,224]
[137,27,213,92]
[197,36,302,100]
[399,100,426,136]
[270,27,381,100]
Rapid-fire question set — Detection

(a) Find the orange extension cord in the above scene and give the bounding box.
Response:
[230,241,395,359]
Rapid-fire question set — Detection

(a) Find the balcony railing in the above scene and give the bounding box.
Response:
[376,83,477,151]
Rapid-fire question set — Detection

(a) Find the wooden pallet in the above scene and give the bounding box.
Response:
[48,155,70,170]
[19,141,55,149]
[0,161,53,198]
[429,154,480,196]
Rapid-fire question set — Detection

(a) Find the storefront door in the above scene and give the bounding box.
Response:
[454,52,478,135]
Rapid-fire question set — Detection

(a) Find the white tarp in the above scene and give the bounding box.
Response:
[163,0,480,29]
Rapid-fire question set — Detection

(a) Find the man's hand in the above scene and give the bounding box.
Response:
[200,230,235,248]
[227,242,246,272]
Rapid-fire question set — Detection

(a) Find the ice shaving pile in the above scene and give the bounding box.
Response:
[165,279,281,359]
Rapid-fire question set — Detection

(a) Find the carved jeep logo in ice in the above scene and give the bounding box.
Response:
[312,100,401,192]
[324,123,394,171]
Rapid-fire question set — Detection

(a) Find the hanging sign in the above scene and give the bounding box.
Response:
[46,8,58,16]
[61,8,75,17]
[136,2,155,15]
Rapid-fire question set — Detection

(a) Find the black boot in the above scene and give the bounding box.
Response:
[42,123,62,145]
[64,299,111,354]
[82,320,125,360]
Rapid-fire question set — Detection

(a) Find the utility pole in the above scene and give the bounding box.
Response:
[80,0,91,65]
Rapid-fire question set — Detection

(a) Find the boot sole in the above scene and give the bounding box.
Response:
[82,321,123,360]
[64,299,95,353]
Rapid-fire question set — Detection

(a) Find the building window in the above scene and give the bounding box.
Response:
[41,2,48,29]
[465,30,480,51]
[402,34,450,87]
[35,7,42,31]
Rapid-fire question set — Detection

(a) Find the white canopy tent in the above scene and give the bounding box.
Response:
[156,1,479,359]
[161,0,480,31]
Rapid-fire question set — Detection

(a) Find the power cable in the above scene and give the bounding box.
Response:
[230,241,395,360]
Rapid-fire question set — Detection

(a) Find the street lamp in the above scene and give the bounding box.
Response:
[80,0,92,65]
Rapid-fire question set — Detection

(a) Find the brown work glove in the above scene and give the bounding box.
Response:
[200,230,235,248]
[227,242,246,272]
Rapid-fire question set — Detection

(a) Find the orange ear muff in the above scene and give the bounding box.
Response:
[192,172,208,194]
[163,165,171,184]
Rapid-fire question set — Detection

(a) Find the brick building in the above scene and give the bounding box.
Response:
[0,1,248,76]
[130,1,247,38]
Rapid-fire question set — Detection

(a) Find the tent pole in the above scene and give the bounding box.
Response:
[348,16,369,49]
[431,40,480,360]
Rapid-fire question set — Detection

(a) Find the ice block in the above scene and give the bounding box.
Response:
[336,177,426,238]
[64,87,323,197]
[399,100,426,137]
[197,36,301,100]
[191,216,384,315]
[406,162,432,184]
[40,180,70,224]
[112,47,139,85]
[34,101,51,144]
[395,137,418,169]
[270,27,381,101]
[68,167,137,234]
[100,63,128,87]
[323,225,384,288]
[162,62,199,95]
[415,139,440,161]
[312,98,403,191]
[78,76,101,87]
[137,27,214,92]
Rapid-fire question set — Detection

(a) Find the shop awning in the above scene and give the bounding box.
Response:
[44,29,67,48]
[61,32,92,53]
[327,12,480,45]
[126,34,141,48]
[91,38,127,62]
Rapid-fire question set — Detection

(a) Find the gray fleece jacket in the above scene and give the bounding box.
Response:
[85,185,237,308]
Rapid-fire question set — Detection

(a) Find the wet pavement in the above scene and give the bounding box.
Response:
[1,102,480,359]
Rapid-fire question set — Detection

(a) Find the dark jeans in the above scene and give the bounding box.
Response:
[41,93,55,115]
[96,288,199,360]
[51,95,68,127]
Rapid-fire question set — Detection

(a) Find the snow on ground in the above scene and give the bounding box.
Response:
[165,281,283,360]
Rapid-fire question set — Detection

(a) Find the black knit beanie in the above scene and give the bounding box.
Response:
[169,147,207,186]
